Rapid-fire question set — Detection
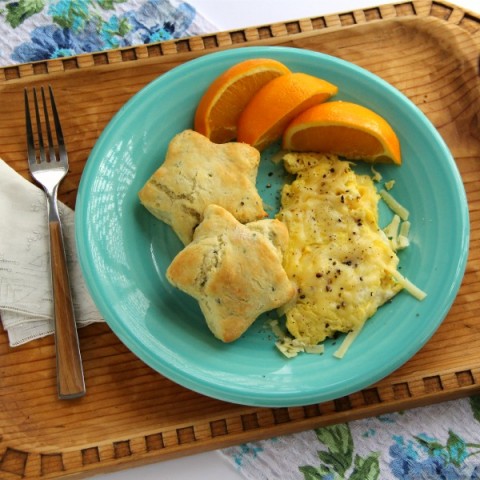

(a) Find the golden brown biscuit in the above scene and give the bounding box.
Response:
[166,205,296,342]
[138,130,267,245]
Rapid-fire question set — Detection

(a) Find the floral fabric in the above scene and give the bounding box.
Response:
[221,397,480,479]
[0,0,216,67]
[2,3,479,479]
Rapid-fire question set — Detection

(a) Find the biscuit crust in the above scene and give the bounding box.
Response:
[167,205,296,342]
[139,130,267,245]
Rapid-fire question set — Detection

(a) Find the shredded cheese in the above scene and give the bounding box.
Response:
[386,267,427,301]
[383,215,411,251]
[379,189,409,220]
[304,344,326,355]
[333,323,365,359]
[271,149,288,164]
[383,214,401,250]
[275,339,304,358]
[385,180,396,190]
[397,220,411,249]
[399,220,411,238]
[269,319,286,340]
[269,320,325,358]
[371,166,382,182]
[275,337,325,358]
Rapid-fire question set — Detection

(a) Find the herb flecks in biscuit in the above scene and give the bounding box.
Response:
[138,130,267,245]
[166,205,296,342]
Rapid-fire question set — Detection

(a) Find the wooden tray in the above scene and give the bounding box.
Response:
[1,1,479,478]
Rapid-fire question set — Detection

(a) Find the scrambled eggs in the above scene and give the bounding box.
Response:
[276,153,403,346]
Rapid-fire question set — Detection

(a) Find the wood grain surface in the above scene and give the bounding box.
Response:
[0,1,479,478]
[49,221,86,400]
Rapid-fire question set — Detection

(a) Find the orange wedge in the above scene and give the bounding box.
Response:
[194,58,291,143]
[236,72,338,151]
[282,101,401,164]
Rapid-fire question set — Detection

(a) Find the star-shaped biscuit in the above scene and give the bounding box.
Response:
[138,130,267,245]
[166,205,296,342]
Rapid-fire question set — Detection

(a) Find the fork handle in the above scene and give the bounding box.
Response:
[49,220,86,399]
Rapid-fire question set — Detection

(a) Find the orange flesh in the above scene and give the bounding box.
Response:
[288,125,384,158]
[252,92,335,151]
[237,73,338,151]
[194,59,291,144]
[283,101,401,164]
[206,70,285,143]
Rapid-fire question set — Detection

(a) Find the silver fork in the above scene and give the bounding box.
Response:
[25,86,86,399]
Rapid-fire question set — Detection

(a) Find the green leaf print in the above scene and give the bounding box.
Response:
[300,424,380,480]
[414,435,446,458]
[317,451,349,476]
[470,395,480,423]
[100,15,131,48]
[97,0,126,9]
[414,430,480,468]
[350,453,380,480]
[299,464,334,480]
[446,431,468,466]
[315,424,353,476]
[6,0,45,28]
[117,17,130,36]
[49,0,90,30]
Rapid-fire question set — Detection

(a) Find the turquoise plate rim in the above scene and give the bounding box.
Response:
[75,46,470,407]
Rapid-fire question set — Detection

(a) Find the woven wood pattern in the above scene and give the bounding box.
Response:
[0,1,479,478]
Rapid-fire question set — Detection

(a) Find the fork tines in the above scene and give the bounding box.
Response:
[25,86,66,167]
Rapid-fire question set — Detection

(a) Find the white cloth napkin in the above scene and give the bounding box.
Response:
[0,159,103,346]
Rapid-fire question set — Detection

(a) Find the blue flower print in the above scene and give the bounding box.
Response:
[100,16,132,49]
[389,432,480,480]
[11,25,77,63]
[11,24,103,63]
[4,0,202,66]
[48,0,91,31]
[123,0,195,45]
[149,21,175,42]
[231,443,264,468]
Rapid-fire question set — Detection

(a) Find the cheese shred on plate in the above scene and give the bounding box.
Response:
[269,320,325,358]
[379,189,409,220]
[273,153,425,359]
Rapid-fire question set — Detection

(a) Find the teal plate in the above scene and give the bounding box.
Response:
[75,46,470,407]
